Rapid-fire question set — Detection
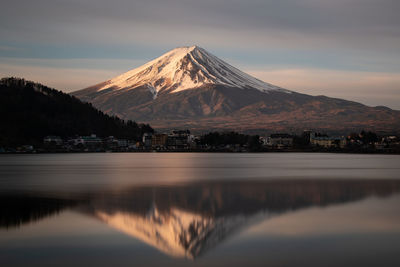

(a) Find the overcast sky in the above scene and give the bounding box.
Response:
[1,0,400,108]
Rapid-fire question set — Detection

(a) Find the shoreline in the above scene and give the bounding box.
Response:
[1,149,400,155]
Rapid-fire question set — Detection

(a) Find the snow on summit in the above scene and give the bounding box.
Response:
[72,46,400,133]
[97,45,289,96]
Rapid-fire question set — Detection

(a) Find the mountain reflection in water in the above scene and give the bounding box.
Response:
[2,179,400,259]
[0,195,77,229]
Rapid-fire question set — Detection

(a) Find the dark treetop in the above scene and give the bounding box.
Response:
[0,77,153,147]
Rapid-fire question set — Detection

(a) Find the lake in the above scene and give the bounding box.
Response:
[1,153,400,266]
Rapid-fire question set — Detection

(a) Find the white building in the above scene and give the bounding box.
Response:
[266,134,294,148]
[310,132,346,148]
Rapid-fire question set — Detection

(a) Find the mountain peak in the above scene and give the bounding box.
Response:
[172,45,200,52]
[93,46,289,96]
[160,45,199,57]
[72,47,400,133]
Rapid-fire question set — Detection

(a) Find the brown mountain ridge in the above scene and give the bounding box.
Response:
[72,46,400,134]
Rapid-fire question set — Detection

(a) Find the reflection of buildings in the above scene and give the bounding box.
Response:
[3,179,400,258]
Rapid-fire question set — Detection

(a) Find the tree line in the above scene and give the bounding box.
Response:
[0,77,153,147]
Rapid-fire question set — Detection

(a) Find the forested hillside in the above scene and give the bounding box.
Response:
[0,77,153,147]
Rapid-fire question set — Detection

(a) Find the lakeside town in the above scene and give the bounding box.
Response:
[2,78,400,155]
[1,129,399,154]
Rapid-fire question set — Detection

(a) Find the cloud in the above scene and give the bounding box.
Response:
[1,0,399,52]
[1,0,399,75]
[1,0,399,108]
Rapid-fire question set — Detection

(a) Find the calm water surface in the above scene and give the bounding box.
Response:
[1,153,400,266]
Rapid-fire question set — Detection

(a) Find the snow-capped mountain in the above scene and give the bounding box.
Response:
[72,46,400,133]
[91,46,289,97]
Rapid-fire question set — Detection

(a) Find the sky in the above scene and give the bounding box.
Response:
[1,0,400,109]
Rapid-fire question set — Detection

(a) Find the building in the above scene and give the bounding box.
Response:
[43,136,63,146]
[117,139,128,148]
[310,132,346,148]
[102,136,128,149]
[266,134,293,149]
[187,134,199,149]
[259,136,267,146]
[104,136,119,149]
[152,134,168,149]
[82,134,103,146]
[142,133,153,149]
[69,134,103,149]
[167,130,190,150]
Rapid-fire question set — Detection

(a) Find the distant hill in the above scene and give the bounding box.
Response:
[73,46,400,134]
[0,77,153,147]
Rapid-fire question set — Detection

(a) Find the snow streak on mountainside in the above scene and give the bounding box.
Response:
[95,46,290,97]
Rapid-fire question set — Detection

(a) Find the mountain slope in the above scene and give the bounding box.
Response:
[78,46,288,96]
[72,46,400,133]
[0,77,153,146]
